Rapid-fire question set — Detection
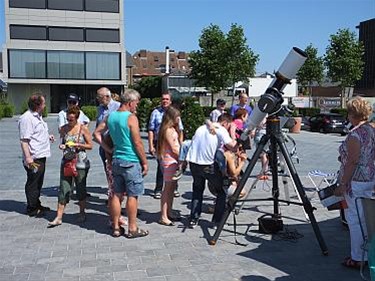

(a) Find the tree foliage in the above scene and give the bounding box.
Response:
[132,76,162,99]
[324,28,364,88]
[296,44,324,95]
[189,24,258,106]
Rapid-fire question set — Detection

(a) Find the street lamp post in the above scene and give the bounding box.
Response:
[165,46,174,92]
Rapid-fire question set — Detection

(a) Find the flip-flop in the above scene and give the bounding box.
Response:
[158,220,175,226]
[47,217,62,228]
[125,228,149,239]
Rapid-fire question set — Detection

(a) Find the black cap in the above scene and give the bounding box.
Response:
[67,93,79,102]
[216,98,226,105]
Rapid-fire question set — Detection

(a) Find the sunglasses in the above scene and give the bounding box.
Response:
[68,100,78,105]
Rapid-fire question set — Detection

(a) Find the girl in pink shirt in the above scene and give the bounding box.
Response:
[157,107,181,226]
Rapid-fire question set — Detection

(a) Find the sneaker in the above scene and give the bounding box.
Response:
[154,192,161,199]
[188,219,198,228]
[174,190,180,198]
[172,169,183,181]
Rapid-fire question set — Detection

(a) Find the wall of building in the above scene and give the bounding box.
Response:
[7,83,51,113]
[2,0,126,111]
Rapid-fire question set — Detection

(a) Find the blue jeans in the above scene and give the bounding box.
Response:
[112,159,144,197]
[189,162,226,223]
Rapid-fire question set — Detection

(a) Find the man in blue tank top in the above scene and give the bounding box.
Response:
[94,89,149,239]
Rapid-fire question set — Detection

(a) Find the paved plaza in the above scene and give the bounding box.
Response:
[0,115,364,281]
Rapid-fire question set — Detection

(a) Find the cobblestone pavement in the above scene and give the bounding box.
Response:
[0,115,363,280]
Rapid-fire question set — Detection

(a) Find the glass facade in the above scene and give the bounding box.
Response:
[9,0,46,9]
[8,49,120,80]
[9,0,119,13]
[47,0,83,11]
[49,27,84,42]
[9,49,46,78]
[10,25,47,40]
[86,52,120,80]
[86,28,119,43]
[47,51,85,79]
[85,0,119,13]
[10,25,119,43]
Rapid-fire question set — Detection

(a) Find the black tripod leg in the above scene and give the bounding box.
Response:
[209,134,271,245]
[269,134,280,216]
[276,135,328,255]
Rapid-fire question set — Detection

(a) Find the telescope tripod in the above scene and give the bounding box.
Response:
[209,115,328,255]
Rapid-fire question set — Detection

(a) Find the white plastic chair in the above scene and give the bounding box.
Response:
[355,197,375,280]
[307,170,337,190]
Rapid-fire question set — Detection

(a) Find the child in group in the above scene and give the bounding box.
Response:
[157,106,181,226]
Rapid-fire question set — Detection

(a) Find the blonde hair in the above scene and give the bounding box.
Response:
[156,106,180,158]
[347,96,372,121]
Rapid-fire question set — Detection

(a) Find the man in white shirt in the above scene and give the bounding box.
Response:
[57,93,90,133]
[210,98,226,122]
[186,113,237,228]
[19,94,54,217]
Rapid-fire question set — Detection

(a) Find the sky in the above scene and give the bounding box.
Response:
[1,0,374,74]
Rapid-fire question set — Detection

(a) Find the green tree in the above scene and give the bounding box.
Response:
[132,76,162,99]
[226,24,258,105]
[296,44,324,98]
[189,24,258,106]
[324,28,364,107]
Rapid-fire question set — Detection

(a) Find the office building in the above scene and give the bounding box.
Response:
[356,18,375,96]
[2,0,126,112]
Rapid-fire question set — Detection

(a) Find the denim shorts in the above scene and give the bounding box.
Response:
[112,159,144,197]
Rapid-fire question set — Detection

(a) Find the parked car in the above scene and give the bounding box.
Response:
[309,113,347,135]
[301,116,311,131]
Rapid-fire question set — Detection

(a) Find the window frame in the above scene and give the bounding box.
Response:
[10,24,47,41]
[84,0,119,13]
[47,0,84,11]
[48,26,85,42]
[85,28,120,43]
[8,49,47,79]
[9,0,46,9]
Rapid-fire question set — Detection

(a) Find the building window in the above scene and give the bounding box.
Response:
[85,28,119,43]
[8,49,46,78]
[47,0,83,11]
[9,0,46,9]
[47,51,84,79]
[49,27,84,42]
[86,52,120,80]
[10,25,47,40]
[85,0,119,13]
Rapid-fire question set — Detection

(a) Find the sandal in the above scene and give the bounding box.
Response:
[47,217,62,228]
[125,228,149,239]
[112,227,124,238]
[158,220,175,226]
[341,257,367,269]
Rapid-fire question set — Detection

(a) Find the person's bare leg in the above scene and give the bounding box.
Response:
[56,203,65,219]
[110,194,122,230]
[126,196,139,233]
[78,200,85,214]
[48,203,65,226]
[160,181,175,223]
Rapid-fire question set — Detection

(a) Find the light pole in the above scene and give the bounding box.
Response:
[165,46,174,92]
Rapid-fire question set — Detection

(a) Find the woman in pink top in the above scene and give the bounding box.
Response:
[157,107,181,226]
